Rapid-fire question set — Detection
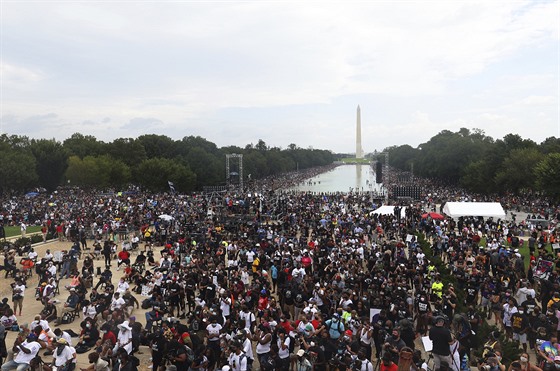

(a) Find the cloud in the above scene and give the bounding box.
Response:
[1,63,44,83]
[121,117,164,131]
[520,95,556,105]
[0,1,558,152]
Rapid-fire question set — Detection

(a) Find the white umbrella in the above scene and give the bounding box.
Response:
[158,214,174,221]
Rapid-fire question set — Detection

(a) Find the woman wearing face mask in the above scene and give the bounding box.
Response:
[76,319,99,351]
[507,353,542,371]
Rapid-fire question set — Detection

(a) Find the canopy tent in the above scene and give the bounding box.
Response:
[442,202,505,218]
[422,212,445,220]
[370,205,407,219]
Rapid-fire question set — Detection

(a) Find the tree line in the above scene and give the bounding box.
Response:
[0,134,335,194]
[382,128,560,201]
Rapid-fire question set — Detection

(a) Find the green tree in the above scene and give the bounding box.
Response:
[535,153,560,201]
[63,133,106,159]
[244,151,269,178]
[135,158,196,192]
[386,145,418,171]
[255,139,268,151]
[494,148,543,193]
[65,156,101,187]
[65,155,131,188]
[137,134,177,159]
[0,149,38,194]
[183,147,223,188]
[540,137,560,154]
[106,138,147,167]
[0,135,38,194]
[29,139,68,191]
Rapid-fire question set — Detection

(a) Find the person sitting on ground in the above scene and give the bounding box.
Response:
[0,309,17,330]
[95,324,116,360]
[53,328,73,346]
[76,318,99,351]
[79,352,109,371]
[51,338,76,371]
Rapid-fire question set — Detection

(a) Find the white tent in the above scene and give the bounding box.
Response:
[442,202,505,218]
[370,205,407,219]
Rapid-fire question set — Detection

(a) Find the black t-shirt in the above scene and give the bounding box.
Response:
[283,288,295,305]
[511,312,529,333]
[429,326,452,356]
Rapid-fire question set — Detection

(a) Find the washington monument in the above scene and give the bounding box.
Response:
[356,105,364,158]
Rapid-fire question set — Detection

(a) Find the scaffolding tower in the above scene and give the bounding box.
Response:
[226,154,243,190]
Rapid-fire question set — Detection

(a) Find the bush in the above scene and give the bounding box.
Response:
[30,235,43,244]
[13,237,31,248]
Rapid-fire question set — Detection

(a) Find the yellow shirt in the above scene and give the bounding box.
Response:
[252,257,260,273]
[432,281,444,298]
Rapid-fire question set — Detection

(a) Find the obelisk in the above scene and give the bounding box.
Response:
[356,105,364,158]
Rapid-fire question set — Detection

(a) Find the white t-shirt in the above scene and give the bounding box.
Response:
[246,251,255,263]
[228,351,247,371]
[206,323,222,341]
[239,311,255,330]
[110,297,126,311]
[242,337,254,360]
[61,331,73,346]
[14,341,41,364]
[220,297,231,317]
[14,284,26,298]
[116,281,129,294]
[53,345,75,367]
[277,337,290,359]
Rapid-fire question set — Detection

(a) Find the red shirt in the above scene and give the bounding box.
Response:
[118,250,130,260]
[102,331,117,346]
[380,363,398,371]
[258,296,269,311]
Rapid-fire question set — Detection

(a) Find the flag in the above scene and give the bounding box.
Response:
[168,181,176,193]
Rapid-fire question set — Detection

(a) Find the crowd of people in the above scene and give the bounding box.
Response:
[0,165,558,371]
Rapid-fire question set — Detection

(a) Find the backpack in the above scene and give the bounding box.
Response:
[327,319,342,335]
[288,335,296,354]
[60,312,72,324]
[141,299,151,309]
[185,345,195,363]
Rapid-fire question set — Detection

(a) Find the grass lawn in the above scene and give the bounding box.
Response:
[340,158,371,164]
[4,225,42,238]
[480,235,536,271]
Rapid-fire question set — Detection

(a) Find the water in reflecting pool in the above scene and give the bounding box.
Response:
[287,164,384,194]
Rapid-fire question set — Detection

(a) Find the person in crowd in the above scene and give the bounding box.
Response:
[1,333,41,371]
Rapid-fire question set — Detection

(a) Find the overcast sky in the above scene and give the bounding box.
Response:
[1,1,558,153]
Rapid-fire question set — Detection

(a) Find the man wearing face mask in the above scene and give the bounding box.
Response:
[52,338,76,371]
[511,305,530,353]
